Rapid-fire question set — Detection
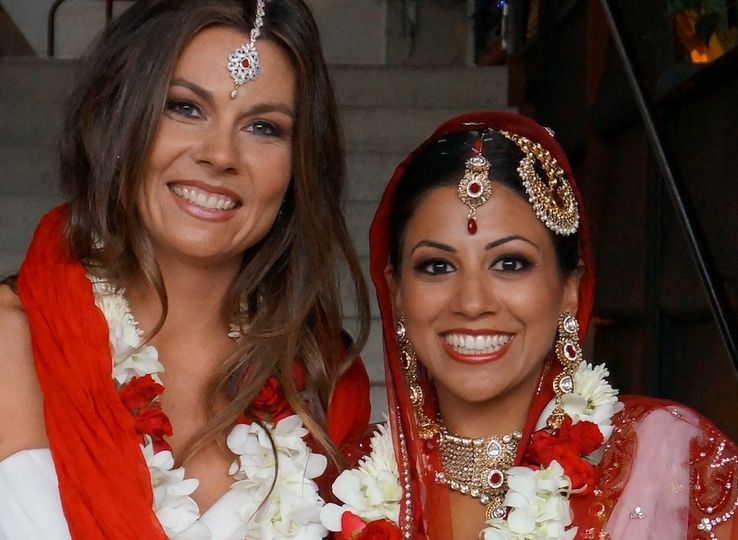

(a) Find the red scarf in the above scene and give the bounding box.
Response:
[18,205,369,538]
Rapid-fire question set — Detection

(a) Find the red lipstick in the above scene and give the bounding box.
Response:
[440,332,514,366]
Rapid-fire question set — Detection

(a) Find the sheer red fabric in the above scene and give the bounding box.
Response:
[368,111,738,538]
[17,205,370,538]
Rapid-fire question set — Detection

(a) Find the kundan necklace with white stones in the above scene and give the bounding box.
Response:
[436,426,523,521]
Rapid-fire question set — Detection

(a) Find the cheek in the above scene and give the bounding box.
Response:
[254,149,292,201]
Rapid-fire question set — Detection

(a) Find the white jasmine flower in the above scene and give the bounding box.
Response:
[320,423,401,531]
[535,363,623,444]
[482,461,577,540]
[141,444,209,539]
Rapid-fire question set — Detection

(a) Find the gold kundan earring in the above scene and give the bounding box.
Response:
[547,312,583,429]
[396,317,439,440]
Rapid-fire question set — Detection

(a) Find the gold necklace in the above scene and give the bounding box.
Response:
[436,427,522,521]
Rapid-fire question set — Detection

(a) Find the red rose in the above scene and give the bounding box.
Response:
[339,511,366,539]
[135,405,173,440]
[356,520,402,540]
[559,417,603,456]
[119,375,164,413]
[525,417,603,494]
[252,376,294,423]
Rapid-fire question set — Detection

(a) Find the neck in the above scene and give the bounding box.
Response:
[434,364,547,438]
[124,252,241,344]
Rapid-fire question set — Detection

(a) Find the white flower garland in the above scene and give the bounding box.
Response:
[320,423,402,532]
[91,278,329,540]
[323,363,622,539]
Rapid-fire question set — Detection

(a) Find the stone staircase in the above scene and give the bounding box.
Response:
[0,57,509,420]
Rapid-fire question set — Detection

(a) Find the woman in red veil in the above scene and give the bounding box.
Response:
[324,111,738,539]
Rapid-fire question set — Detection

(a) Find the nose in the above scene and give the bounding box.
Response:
[451,269,499,319]
[195,122,240,174]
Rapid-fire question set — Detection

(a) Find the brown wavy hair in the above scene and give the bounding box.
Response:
[59,0,369,465]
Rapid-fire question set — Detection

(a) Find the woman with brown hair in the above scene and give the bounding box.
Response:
[322,111,738,539]
[0,1,370,538]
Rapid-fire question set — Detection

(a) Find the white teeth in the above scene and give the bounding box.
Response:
[444,333,510,355]
[171,185,237,211]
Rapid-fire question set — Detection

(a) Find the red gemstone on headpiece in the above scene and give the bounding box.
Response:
[469,182,481,194]
[565,344,578,358]
[467,218,477,235]
[241,58,251,69]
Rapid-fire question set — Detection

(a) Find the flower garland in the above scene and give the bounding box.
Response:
[91,278,329,539]
[323,363,623,539]
[320,424,403,539]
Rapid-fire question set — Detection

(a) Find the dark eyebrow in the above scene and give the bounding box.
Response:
[410,235,540,255]
[410,240,455,255]
[169,79,294,119]
[170,79,213,104]
[485,235,540,250]
[246,102,295,119]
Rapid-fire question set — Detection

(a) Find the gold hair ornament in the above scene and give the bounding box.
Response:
[499,130,579,235]
[227,0,266,98]
[457,154,493,235]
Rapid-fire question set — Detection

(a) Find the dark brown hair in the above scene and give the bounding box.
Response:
[388,129,580,276]
[60,0,369,464]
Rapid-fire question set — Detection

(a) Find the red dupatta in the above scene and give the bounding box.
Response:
[17,205,369,539]
[368,111,595,538]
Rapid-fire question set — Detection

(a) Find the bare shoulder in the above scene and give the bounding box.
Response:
[0,284,47,460]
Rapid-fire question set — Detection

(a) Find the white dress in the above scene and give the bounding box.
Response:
[0,449,271,540]
[0,450,69,539]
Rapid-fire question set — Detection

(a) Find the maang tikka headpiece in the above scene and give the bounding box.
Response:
[457,139,493,235]
[499,130,579,235]
[227,0,266,99]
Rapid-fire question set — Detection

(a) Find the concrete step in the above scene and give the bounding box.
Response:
[0,251,25,278]
[331,65,508,109]
[0,99,66,147]
[342,105,514,154]
[345,150,407,202]
[0,146,61,198]
[345,200,378,258]
[0,58,78,103]
[339,254,378,319]
[0,195,63,271]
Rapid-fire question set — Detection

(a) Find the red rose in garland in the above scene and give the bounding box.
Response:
[356,519,402,540]
[525,416,603,493]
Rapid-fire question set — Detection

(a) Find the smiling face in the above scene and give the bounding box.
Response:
[388,183,581,416]
[137,26,296,268]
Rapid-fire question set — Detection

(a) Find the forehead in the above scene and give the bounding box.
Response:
[171,26,295,100]
[403,184,555,250]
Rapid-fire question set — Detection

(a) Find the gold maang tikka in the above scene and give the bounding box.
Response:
[457,148,493,236]
[226,0,266,99]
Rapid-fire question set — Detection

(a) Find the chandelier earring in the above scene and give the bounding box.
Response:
[547,312,583,430]
[395,317,438,439]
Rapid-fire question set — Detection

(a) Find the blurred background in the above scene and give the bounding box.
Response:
[2,0,737,437]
